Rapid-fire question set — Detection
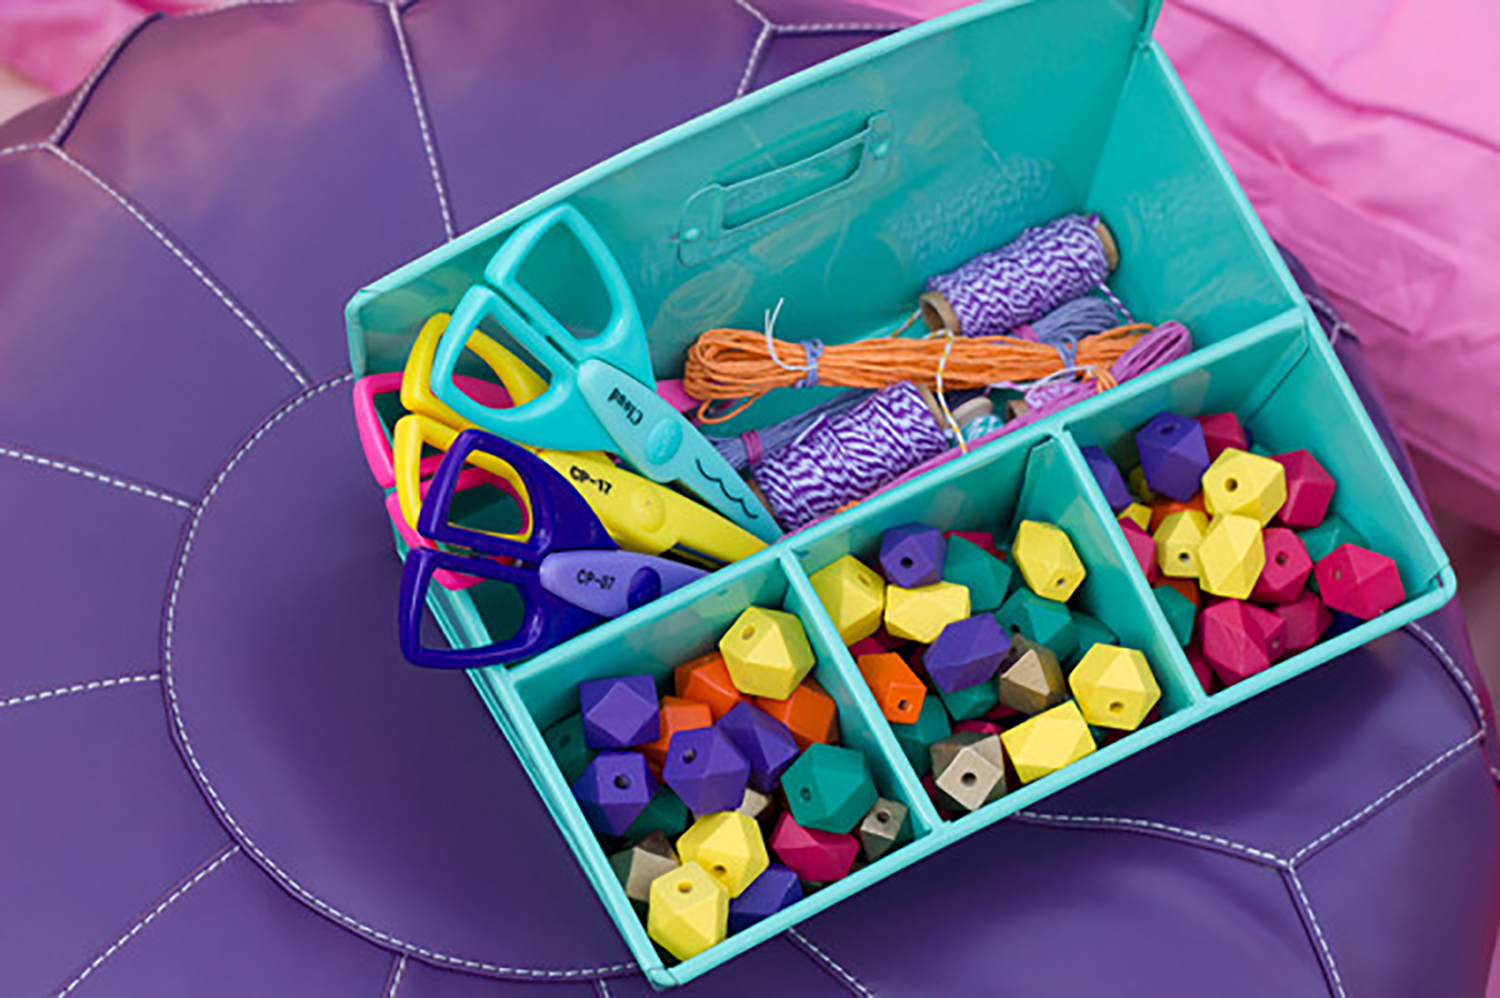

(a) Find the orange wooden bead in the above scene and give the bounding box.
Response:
[1149,494,1206,533]
[855,652,926,724]
[1160,576,1201,608]
[756,679,839,750]
[639,696,714,775]
[674,652,745,721]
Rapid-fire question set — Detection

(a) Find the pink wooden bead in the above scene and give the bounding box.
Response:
[1186,641,1216,694]
[984,700,1022,722]
[954,719,1004,738]
[945,530,1000,557]
[1196,413,1247,461]
[847,637,886,657]
[769,812,859,883]
[1272,590,1334,653]
[1314,544,1405,620]
[1251,528,1312,604]
[1273,451,1336,528]
[1201,600,1287,686]
[1121,520,1160,584]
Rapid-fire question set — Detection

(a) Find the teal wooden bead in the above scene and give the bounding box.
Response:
[890,695,952,776]
[1301,515,1364,566]
[943,535,1015,613]
[1153,584,1197,646]
[938,672,1000,720]
[1068,612,1117,668]
[623,787,692,841]
[543,713,595,783]
[781,743,879,834]
[993,589,1077,662]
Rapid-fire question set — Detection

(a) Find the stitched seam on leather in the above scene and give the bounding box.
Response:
[385,1,456,241]
[1405,623,1487,735]
[1284,867,1346,998]
[732,0,772,26]
[385,954,408,998]
[596,980,612,998]
[163,373,634,977]
[787,930,876,998]
[0,443,196,510]
[0,141,50,160]
[50,15,156,145]
[1014,810,1284,865]
[55,843,240,997]
[1,672,161,710]
[736,24,775,98]
[777,22,906,33]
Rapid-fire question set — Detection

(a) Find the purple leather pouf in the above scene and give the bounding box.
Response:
[1,2,1496,995]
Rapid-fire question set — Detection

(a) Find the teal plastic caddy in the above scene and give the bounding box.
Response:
[346,0,1454,986]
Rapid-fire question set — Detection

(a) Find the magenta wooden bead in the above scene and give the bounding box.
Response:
[1274,450,1336,528]
[1314,544,1405,620]
[769,812,860,883]
[579,674,660,749]
[847,637,885,657]
[924,613,1011,693]
[663,726,751,816]
[944,530,999,557]
[1196,413,1247,461]
[1121,520,1160,584]
[1186,642,1215,694]
[1200,599,1287,686]
[1273,590,1333,653]
[1251,528,1312,604]
[954,719,1004,737]
[1136,412,1211,502]
[880,523,946,588]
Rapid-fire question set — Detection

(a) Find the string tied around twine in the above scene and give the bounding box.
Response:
[762,298,825,389]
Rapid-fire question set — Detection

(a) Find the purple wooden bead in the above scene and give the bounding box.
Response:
[572,751,657,837]
[718,702,801,793]
[579,674,660,749]
[924,613,1011,693]
[663,725,751,816]
[1081,446,1131,513]
[1136,412,1211,502]
[879,522,945,588]
[728,863,804,933]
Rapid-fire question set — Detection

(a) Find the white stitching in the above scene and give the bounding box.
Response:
[736,24,775,98]
[1305,295,1354,347]
[0,141,50,160]
[731,0,772,26]
[50,18,147,144]
[43,145,311,387]
[0,443,195,510]
[1285,867,1346,998]
[385,1,456,241]
[2,672,161,710]
[162,373,634,977]
[56,844,240,997]
[788,929,875,998]
[385,954,408,998]
[1016,810,1284,865]
[1406,622,1487,734]
[776,21,907,33]
[595,979,612,998]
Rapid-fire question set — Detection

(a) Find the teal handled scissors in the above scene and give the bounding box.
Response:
[430,203,782,544]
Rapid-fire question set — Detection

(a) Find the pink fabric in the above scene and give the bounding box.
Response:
[0,0,212,93]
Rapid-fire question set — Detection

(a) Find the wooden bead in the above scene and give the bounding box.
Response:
[1252,528,1312,604]
[1272,590,1333,653]
[1196,412,1247,461]
[1300,514,1364,565]
[1186,641,1216,694]
[662,727,751,817]
[755,679,839,750]
[624,788,692,841]
[943,535,1015,613]
[1081,445,1132,512]
[1154,509,1210,580]
[639,696,714,775]
[993,589,1077,662]
[674,652,745,721]
[1136,412,1211,501]
[1153,584,1197,646]
[924,613,1011,693]
[889,694,952,776]
[647,861,728,961]
[610,830,678,904]
[1005,398,1032,421]
[1069,612,1118,667]
[944,529,999,557]
[579,674,660,750]
[718,702,800,793]
[1161,575,1201,607]
[1200,599,1287,685]
[1119,502,1152,531]
[1274,450,1336,528]
[769,812,859,883]
[997,635,1067,715]
[1197,513,1265,600]
[937,672,1000,720]
[879,522,946,589]
[738,785,778,824]
[1068,644,1161,731]
[1013,520,1087,602]
[884,581,971,644]
[1121,519,1161,585]
[931,731,1008,812]
[1128,465,1158,504]
[857,798,910,862]
[856,652,926,723]
[1149,494,1206,534]
[954,719,1004,737]
[719,606,816,699]
[573,751,658,837]
[809,555,886,646]
[677,811,769,898]
[1000,700,1097,784]
[727,863,803,933]
[1202,448,1287,526]
[781,743,878,834]
[1314,544,1405,620]
[542,713,595,783]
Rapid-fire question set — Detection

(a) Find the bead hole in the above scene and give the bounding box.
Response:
[1178,552,1191,563]
[960,771,977,787]
[712,864,727,875]
[614,774,631,789]
[1225,478,1239,492]
[681,748,697,764]
[800,787,812,802]
[1108,701,1124,714]
[1275,552,1289,566]
[676,881,693,894]
[876,810,890,824]
[1055,577,1067,588]
[741,626,755,640]
[897,699,911,712]
[900,556,913,568]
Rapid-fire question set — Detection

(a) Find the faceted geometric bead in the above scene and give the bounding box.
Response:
[943,535,1015,613]
[879,522,946,589]
[639,696,714,775]
[884,581,971,644]
[1202,448,1287,526]
[573,751,658,837]
[924,613,1010,693]
[1315,544,1405,620]
[1153,584,1197,646]
[1013,520,1087,602]
[623,787,692,841]
[717,702,800,793]
[737,785,778,824]
[997,635,1067,715]
[1274,450,1336,529]
[1000,700,1097,784]
[781,743,878,834]
[1136,411,1211,502]
[769,812,860,883]
[755,679,839,750]
[1068,644,1161,731]
[1196,412,1248,461]
[1121,520,1161,585]
[677,811,769,898]
[1128,465,1158,504]
[945,529,1000,557]
[1200,599,1287,685]
[1197,514,1265,600]
[855,652,926,724]
[1300,514,1364,565]
[930,731,1008,812]
[1119,502,1152,531]
[719,606,816,699]
[1273,590,1334,654]
[610,830,678,904]
[1069,612,1118,667]
[727,864,803,933]
[674,652,745,720]
[954,719,1004,737]
[922,772,962,819]
[809,555,886,646]
[1149,494,1206,534]
[993,589,1077,662]
[858,798,910,861]
[543,713,595,783]
[1186,642,1215,694]
[1082,445,1132,512]
[662,726,751,817]
[1160,575,1201,607]
[647,861,728,961]
[1154,509,1210,580]
[1252,528,1313,604]
[890,694,952,776]
[937,674,1000,721]
[579,674,660,750]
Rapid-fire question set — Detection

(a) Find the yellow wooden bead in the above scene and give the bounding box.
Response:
[1013,520,1087,603]
[1202,448,1287,526]
[1154,509,1209,579]
[1000,701,1097,784]
[1128,465,1157,504]
[676,811,769,898]
[1119,503,1151,531]
[719,606,815,699]
[1069,644,1161,731]
[809,555,886,645]
[883,581,970,644]
[1197,513,1266,600]
[647,861,729,961]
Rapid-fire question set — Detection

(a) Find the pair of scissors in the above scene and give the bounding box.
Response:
[429,203,783,545]
[401,428,707,668]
